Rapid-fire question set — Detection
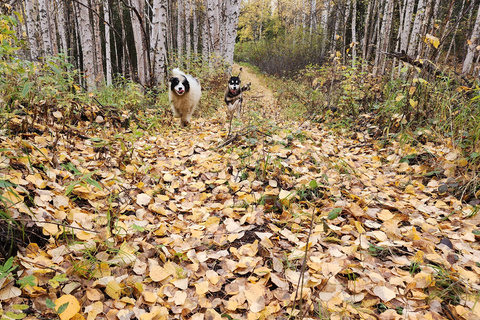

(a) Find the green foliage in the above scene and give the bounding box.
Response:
[0,256,16,279]
[235,30,325,77]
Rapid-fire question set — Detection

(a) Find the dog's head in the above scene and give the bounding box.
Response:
[227,68,242,94]
[170,76,190,96]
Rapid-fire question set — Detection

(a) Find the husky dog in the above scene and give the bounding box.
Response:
[225,68,251,118]
[169,68,202,127]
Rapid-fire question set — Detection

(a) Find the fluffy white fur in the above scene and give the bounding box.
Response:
[168,68,202,127]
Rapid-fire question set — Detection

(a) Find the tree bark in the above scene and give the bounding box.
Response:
[225,0,240,66]
[104,0,113,85]
[77,0,96,91]
[177,0,184,64]
[151,0,168,84]
[462,4,480,75]
[25,0,39,60]
[407,0,426,58]
[38,0,53,56]
[130,0,147,85]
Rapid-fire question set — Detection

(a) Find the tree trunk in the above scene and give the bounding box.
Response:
[379,0,394,75]
[185,0,191,68]
[225,0,240,66]
[130,0,147,85]
[77,0,96,91]
[177,0,184,64]
[38,0,53,56]
[351,0,357,66]
[372,0,385,75]
[56,0,68,58]
[92,0,104,87]
[25,0,39,60]
[309,0,317,35]
[151,0,168,84]
[462,4,480,75]
[407,0,426,58]
[400,0,415,53]
[104,0,113,86]
[320,0,330,57]
[361,0,372,62]
[192,3,198,57]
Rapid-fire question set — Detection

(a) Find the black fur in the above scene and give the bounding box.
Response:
[225,68,251,117]
[170,76,190,94]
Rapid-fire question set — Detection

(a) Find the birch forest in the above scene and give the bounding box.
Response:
[3,0,480,88]
[3,1,480,319]
[5,0,241,90]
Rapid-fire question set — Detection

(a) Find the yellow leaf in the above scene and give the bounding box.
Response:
[405,185,415,195]
[409,86,416,95]
[55,294,81,320]
[409,99,418,108]
[105,280,122,300]
[395,95,405,102]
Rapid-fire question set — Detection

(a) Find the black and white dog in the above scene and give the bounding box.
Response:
[169,68,202,127]
[225,68,251,118]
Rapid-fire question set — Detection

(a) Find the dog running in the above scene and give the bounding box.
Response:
[169,68,202,127]
[224,68,251,118]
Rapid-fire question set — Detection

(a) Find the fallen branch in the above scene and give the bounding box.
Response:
[384,51,473,88]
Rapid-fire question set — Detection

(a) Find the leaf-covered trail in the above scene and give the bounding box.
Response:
[1,65,480,320]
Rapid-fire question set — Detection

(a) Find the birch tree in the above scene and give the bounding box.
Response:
[224,0,241,65]
[38,0,53,56]
[151,0,168,84]
[407,0,426,58]
[24,0,39,60]
[76,0,96,91]
[104,0,112,86]
[462,4,480,75]
[55,0,68,57]
[130,0,147,84]
[177,0,184,63]
[351,0,357,65]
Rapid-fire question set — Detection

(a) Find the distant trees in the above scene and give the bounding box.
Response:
[238,0,480,80]
[10,0,242,90]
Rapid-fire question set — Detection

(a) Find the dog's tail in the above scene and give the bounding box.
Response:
[242,82,251,92]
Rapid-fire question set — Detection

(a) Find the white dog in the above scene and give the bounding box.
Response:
[169,68,202,127]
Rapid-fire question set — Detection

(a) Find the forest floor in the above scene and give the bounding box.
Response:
[1,65,480,320]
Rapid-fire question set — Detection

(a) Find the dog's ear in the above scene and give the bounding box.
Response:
[238,67,242,78]
[169,77,175,83]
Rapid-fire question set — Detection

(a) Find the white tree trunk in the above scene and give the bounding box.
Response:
[320,0,330,57]
[400,0,415,53]
[25,0,39,60]
[193,4,198,57]
[131,0,147,85]
[462,4,480,75]
[309,0,317,34]
[104,0,113,86]
[77,0,96,91]
[92,0,104,87]
[351,0,357,65]
[55,0,68,57]
[361,0,372,62]
[379,0,394,74]
[151,0,168,84]
[177,0,184,63]
[185,0,191,68]
[407,0,426,58]
[225,0,240,65]
[373,0,385,75]
[206,0,220,65]
[38,0,53,56]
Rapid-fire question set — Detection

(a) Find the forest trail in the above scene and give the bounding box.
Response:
[2,65,480,320]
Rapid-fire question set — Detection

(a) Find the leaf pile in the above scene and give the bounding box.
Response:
[0,67,479,320]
